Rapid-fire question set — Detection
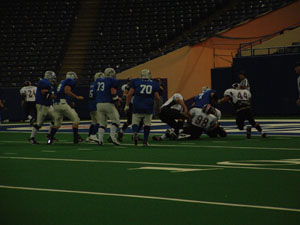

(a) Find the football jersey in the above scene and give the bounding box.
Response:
[193,89,216,108]
[88,81,97,112]
[20,86,37,102]
[122,83,134,104]
[131,78,159,114]
[190,107,217,130]
[94,77,119,103]
[161,93,184,112]
[224,88,251,111]
[35,79,54,106]
[55,78,77,104]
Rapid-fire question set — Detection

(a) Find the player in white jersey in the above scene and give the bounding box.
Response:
[20,81,37,124]
[218,84,266,138]
[158,93,188,137]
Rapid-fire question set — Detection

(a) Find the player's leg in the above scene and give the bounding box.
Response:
[29,104,47,144]
[48,104,63,144]
[132,114,143,145]
[64,105,82,144]
[246,110,266,138]
[118,104,132,141]
[107,103,120,145]
[97,103,107,145]
[87,111,99,142]
[142,114,152,146]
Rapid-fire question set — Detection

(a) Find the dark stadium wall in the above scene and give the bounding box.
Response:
[212,54,300,116]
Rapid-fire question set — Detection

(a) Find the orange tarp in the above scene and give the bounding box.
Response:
[118,0,300,100]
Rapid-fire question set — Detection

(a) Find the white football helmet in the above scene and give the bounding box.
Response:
[44,71,56,83]
[94,72,104,81]
[66,71,78,80]
[141,69,151,80]
[104,68,116,78]
[202,86,209,93]
[232,83,239,89]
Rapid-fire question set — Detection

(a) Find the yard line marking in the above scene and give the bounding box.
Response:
[0,156,300,173]
[128,166,222,173]
[41,150,56,153]
[78,148,93,151]
[0,185,299,213]
[1,140,300,151]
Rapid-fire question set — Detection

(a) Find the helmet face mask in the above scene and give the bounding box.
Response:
[66,71,78,80]
[104,68,116,78]
[141,69,151,80]
[94,72,104,81]
[44,71,57,83]
[202,104,215,115]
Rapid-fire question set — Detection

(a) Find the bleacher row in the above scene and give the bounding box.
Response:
[0,0,296,87]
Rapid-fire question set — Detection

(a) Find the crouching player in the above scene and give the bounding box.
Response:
[125,69,161,146]
[47,72,84,144]
[29,71,57,144]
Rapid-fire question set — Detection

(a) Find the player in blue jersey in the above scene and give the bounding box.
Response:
[94,68,120,146]
[86,72,104,142]
[125,69,161,146]
[28,71,57,144]
[47,72,84,144]
[192,86,221,120]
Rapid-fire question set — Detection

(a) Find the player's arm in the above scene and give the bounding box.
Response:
[64,85,84,100]
[218,95,231,104]
[154,91,161,114]
[175,98,188,117]
[111,87,120,107]
[41,88,56,100]
[0,99,4,108]
[210,92,219,105]
[125,88,134,112]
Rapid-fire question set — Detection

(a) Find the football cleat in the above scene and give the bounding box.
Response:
[98,141,104,146]
[111,138,120,146]
[143,140,150,147]
[107,136,113,143]
[47,136,54,145]
[87,135,98,143]
[46,134,59,141]
[246,126,252,139]
[28,137,39,144]
[74,134,83,144]
[261,133,267,138]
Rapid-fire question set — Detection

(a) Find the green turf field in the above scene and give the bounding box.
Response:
[0,132,300,225]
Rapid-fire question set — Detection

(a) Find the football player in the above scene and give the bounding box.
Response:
[117,78,143,142]
[218,84,266,138]
[94,68,120,146]
[125,69,160,146]
[191,86,221,119]
[20,80,37,125]
[154,104,226,140]
[158,92,188,138]
[86,72,104,142]
[47,72,84,144]
[28,71,57,144]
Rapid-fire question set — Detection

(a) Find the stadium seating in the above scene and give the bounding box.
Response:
[0,1,79,87]
[0,0,296,86]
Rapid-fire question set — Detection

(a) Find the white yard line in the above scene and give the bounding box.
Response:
[1,140,300,151]
[0,156,300,173]
[0,185,299,213]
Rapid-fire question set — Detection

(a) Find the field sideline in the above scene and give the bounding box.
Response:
[0,120,300,225]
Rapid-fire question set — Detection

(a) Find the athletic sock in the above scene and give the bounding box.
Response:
[144,126,150,142]
[88,124,94,136]
[110,124,118,139]
[98,127,105,142]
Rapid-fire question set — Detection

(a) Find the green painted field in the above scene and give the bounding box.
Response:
[0,132,300,225]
